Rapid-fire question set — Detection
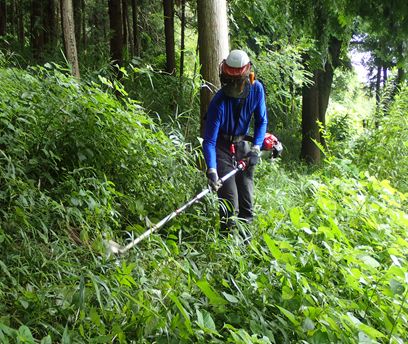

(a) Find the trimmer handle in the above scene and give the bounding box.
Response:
[237,160,247,171]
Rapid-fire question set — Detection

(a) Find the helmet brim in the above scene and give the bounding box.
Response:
[221,62,251,78]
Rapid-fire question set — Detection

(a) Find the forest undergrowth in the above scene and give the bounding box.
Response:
[1,65,407,343]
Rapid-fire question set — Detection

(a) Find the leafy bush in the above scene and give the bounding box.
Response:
[1,62,407,343]
[327,113,354,141]
[354,85,408,192]
[327,69,374,145]
[0,65,203,341]
[253,159,408,343]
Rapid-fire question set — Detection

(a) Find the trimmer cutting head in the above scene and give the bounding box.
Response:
[105,239,124,256]
[102,162,246,257]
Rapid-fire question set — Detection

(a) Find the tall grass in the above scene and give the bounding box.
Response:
[354,85,408,192]
[1,62,407,343]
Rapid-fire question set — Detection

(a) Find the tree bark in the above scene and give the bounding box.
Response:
[301,70,321,164]
[81,0,86,48]
[375,64,381,106]
[73,0,81,49]
[131,0,140,56]
[317,37,341,148]
[197,0,229,137]
[122,0,129,57]
[179,0,186,78]
[0,0,6,37]
[8,0,15,36]
[31,0,45,59]
[397,68,405,87]
[163,0,175,74]
[17,1,24,47]
[61,0,80,77]
[382,65,387,86]
[300,37,341,163]
[44,0,56,50]
[108,0,123,66]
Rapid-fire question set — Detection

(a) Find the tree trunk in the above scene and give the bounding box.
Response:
[61,0,80,77]
[90,0,104,45]
[108,0,123,66]
[122,0,129,57]
[300,38,341,163]
[163,0,175,74]
[317,37,341,148]
[44,0,56,50]
[179,0,186,79]
[375,64,381,106]
[0,0,6,37]
[301,70,321,164]
[73,0,81,49]
[17,1,24,47]
[397,68,405,87]
[31,0,44,59]
[131,0,140,56]
[81,0,86,48]
[382,65,387,86]
[197,0,229,137]
[8,0,15,36]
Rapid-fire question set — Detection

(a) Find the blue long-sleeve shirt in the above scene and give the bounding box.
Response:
[203,80,268,169]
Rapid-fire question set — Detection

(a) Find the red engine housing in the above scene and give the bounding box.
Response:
[262,133,279,151]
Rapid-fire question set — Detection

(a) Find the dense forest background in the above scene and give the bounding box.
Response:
[0,0,408,343]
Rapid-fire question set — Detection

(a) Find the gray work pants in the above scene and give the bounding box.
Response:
[216,140,255,229]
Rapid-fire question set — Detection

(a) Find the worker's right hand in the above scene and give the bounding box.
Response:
[207,168,222,192]
[246,145,261,166]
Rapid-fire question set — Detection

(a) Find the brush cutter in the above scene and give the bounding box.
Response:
[106,160,247,255]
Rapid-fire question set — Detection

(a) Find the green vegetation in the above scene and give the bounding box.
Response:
[0,62,407,343]
[0,0,407,342]
[355,87,408,192]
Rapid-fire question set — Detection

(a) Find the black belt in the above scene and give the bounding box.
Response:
[219,134,246,144]
[218,134,254,144]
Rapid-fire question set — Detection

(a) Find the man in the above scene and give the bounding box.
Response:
[203,49,268,229]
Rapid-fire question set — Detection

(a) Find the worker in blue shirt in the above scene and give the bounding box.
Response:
[203,50,268,230]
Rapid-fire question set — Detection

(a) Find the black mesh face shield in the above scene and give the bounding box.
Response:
[221,77,250,98]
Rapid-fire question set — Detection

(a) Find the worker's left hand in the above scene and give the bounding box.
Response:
[207,169,222,191]
[246,145,261,166]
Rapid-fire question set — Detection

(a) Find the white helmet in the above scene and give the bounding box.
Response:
[220,50,251,78]
[225,50,250,68]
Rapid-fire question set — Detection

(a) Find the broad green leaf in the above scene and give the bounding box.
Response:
[276,306,300,326]
[169,294,193,334]
[196,309,217,332]
[222,292,239,303]
[40,335,52,344]
[277,241,294,251]
[282,285,295,300]
[0,322,16,338]
[390,255,401,267]
[61,326,71,344]
[89,274,103,310]
[322,315,341,332]
[358,255,380,269]
[358,323,385,339]
[358,331,373,344]
[317,226,334,240]
[345,312,385,338]
[302,226,313,235]
[196,280,227,306]
[386,265,405,279]
[317,196,337,214]
[263,233,282,259]
[289,207,302,227]
[17,325,35,344]
[390,279,405,295]
[302,317,315,331]
[1,334,10,344]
